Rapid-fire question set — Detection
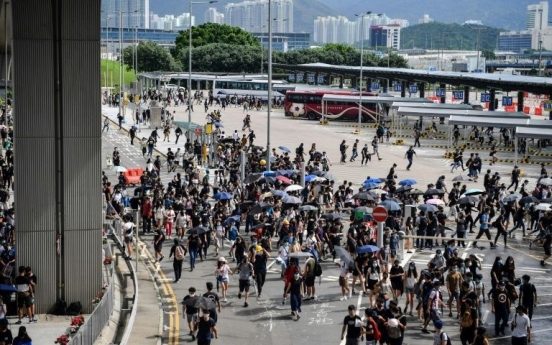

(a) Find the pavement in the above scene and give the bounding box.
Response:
[98,99,552,345]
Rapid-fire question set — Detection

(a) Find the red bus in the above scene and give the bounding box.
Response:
[284,90,379,122]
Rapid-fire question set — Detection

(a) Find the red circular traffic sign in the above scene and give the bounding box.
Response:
[372,206,388,222]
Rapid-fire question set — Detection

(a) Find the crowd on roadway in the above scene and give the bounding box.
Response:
[101,95,552,345]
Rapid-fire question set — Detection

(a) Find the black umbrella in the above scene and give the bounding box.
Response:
[219,137,235,144]
[458,196,478,205]
[251,223,270,230]
[182,296,216,311]
[424,189,445,196]
[395,186,412,194]
[244,173,262,184]
[239,200,256,211]
[248,203,272,215]
[321,213,347,220]
[353,192,374,201]
[259,176,276,184]
[186,226,209,235]
[520,196,540,205]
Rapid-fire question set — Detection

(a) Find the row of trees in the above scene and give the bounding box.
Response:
[121,23,409,74]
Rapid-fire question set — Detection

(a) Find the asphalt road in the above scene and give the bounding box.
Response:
[101,105,552,345]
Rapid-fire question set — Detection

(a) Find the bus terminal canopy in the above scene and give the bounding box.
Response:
[321,94,432,105]
[515,126,552,140]
[390,102,472,110]
[448,115,530,128]
[397,107,530,119]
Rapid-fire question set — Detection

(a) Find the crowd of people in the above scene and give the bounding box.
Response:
[101,94,552,345]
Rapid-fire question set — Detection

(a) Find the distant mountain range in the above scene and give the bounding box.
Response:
[150,0,532,33]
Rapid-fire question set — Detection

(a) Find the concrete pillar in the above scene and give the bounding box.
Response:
[489,89,496,111]
[13,0,102,313]
[383,79,389,94]
[315,72,319,85]
[464,86,470,104]
[401,80,407,97]
[439,83,446,104]
[419,82,425,98]
[294,71,298,84]
[339,75,344,89]
[518,91,524,112]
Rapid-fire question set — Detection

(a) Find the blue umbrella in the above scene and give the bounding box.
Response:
[363,178,384,184]
[214,122,224,128]
[223,215,240,226]
[363,182,380,190]
[283,196,302,204]
[272,190,288,198]
[278,146,291,153]
[357,245,380,254]
[304,174,318,183]
[380,200,401,212]
[276,170,293,177]
[399,179,417,186]
[263,171,276,177]
[213,192,233,200]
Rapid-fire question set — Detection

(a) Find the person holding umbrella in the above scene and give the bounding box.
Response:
[187,233,202,272]
[284,267,305,320]
[182,287,199,340]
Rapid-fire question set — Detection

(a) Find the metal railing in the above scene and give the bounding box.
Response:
[68,265,114,345]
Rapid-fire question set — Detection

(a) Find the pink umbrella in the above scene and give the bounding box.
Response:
[276,175,292,184]
[426,198,445,205]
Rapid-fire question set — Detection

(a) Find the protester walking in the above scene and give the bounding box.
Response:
[404,146,417,171]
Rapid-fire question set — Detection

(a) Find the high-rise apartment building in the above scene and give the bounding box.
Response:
[101,0,150,29]
[370,25,401,50]
[224,0,293,33]
[204,7,225,24]
[527,1,549,30]
[150,13,194,31]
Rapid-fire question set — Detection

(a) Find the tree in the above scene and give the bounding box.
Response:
[174,23,260,53]
[482,49,496,60]
[176,43,263,73]
[122,41,181,72]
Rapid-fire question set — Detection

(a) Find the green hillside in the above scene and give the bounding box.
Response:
[401,23,504,51]
[100,60,136,92]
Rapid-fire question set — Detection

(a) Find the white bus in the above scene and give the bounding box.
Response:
[213,79,295,100]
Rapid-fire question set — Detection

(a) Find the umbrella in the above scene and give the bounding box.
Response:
[424,189,445,196]
[263,171,276,177]
[223,215,241,226]
[334,246,354,265]
[418,204,439,212]
[380,200,401,212]
[407,189,425,195]
[111,166,128,173]
[288,252,313,258]
[520,196,539,205]
[278,146,291,153]
[219,137,235,144]
[284,184,303,192]
[262,192,273,198]
[321,213,347,220]
[311,177,327,183]
[464,189,484,196]
[213,192,233,200]
[259,176,276,184]
[452,175,470,182]
[276,175,292,184]
[283,196,302,204]
[238,200,256,210]
[502,194,521,203]
[356,245,380,254]
[540,178,552,186]
[248,203,272,215]
[426,198,445,206]
[244,173,262,184]
[310,170,325,177]
[458,196,478,205]
[364,178,385,184]
[182,296,216,311]
[395,186,412,194]
[384,197,403,204]
[299,205,318,211]
[398,179,417,186]
[540,198,552,203]
[355,206,371,213]
[271,190,288,198]
[252,223,270,230]
[186,226,209,235]
[323,172,337,181]
[276,170,294,177]
[0,284,16,293]
[360,214,374,222]
[363,182,381,190]
[536,203,552,211]
[214,122,224,128]
[353,192,374,201]
[304,175,319,183]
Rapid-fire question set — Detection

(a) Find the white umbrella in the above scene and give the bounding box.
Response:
[284,184,303,192]
[536,203,552,211]
[540,178,552,186]
[111,166,128,173]
[311,177,327,183]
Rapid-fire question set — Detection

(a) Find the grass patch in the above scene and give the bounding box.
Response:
[100,59,136,92]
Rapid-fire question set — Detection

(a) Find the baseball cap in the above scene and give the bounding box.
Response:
[433,320,443,329]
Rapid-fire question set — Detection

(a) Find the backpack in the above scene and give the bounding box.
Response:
[460,309,473,328]
[368,318,382,341]
[175,245,185,261]
[436,179,443,190]
[67,301,83,316]
[441,332,452,345]
[413,281,421,296]
[387,320,401,339]
[507,283,519,302]
[53,299,67,315]
[314,261,323,277]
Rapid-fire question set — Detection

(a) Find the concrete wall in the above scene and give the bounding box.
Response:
[12,0,102,313]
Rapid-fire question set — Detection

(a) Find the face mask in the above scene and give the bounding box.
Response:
[452,268,457,272]
[509,260,513,263]
[252,242,257,246]
[294,274,300,279]
[437,254,442,257]
[372,263,377,267]
[498,260,503,265]
[468,277,473,281]
[409,267,414,270]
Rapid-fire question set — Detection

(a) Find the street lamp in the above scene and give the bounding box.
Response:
[188,1,217,133]
[251,25,266,74]
[355,12,371,133]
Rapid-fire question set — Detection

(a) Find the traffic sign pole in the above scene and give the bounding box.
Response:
[372,206,388,248]
[377,222,384,248]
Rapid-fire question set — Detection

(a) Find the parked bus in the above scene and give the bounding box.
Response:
[213,79,295,100]
[284,90,379,122]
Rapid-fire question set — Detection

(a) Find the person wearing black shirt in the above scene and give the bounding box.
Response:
[153,228,165,262]
[284,270,304,320]
[169,238,187,282]
[231,237,246,264]
[404,146,417,171]
[0,318,12,345]
[14,266,34,324]
[459,296,478,345]
[341,305,362,345]
[187,234,202,271]
[182,287,199,340]
[24,267,37,322]
[491,281,510,336]
[251,245,270,298]
[203,282,221,324]
[518,275,537,322]
[493,212,508,247]
[195,311,217,345]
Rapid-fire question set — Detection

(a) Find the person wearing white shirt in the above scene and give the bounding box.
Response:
[277,242,290,276]
[122,216,135,260]
[511,305,531,344]
[232,130,239,142]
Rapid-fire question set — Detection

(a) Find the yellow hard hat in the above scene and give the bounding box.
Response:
[260,159,266,166]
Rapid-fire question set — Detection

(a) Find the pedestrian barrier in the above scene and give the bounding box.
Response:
[393,139,405,145]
